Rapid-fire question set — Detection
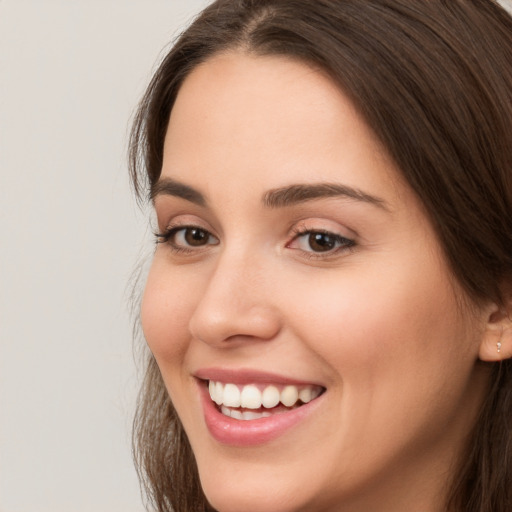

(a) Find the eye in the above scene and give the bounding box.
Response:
[288,230,354,254]
[174,227,215,247]
[155,226,219,250]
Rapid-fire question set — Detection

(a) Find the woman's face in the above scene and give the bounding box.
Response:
[142,53,491,512]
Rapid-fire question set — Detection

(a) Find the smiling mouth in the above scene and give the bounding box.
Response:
[207,380,325,421]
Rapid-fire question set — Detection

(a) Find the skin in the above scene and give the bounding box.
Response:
[141,53,497,512]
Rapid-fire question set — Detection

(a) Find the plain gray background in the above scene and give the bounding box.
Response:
[1,1,511,511]
[0,1,206,511]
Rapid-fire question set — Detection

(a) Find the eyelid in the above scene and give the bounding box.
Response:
[287,229,354,249]
[155,210,212,230]
[286,220,356,258]
[154,214,220,253]
[288,219,355,240]
[155,225,219,242]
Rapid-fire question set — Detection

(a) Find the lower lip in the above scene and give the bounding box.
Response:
[198,381,324,446]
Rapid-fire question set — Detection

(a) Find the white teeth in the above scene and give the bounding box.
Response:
[280,385,299,407]
[240,385,261,409]
[223,383,241,407]
[230,409,243,420]
[298,387,312,403]
[242,410,264,420]
[220,406,272,421]
[208,380,323,411]
[262,385,280,408]
[214,381,224,405]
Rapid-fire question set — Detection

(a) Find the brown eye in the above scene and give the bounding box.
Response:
[156,225,219,250]
[183,227,210,246]
[288,229,354,255]
[307,232,338,252]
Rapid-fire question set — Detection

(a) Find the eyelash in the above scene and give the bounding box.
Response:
[154,225,219,254]
[287,226,355,259]
[154,224,355,258]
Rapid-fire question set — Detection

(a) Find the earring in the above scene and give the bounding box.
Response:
[497,341,502,353]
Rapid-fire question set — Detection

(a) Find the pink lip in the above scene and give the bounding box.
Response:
[195,369,325,447]
[195,367,323,387]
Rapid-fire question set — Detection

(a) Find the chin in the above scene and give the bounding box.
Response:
[203,488,304,512]
[197,464,324,512]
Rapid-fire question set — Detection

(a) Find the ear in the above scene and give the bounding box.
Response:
[479,298,512,362]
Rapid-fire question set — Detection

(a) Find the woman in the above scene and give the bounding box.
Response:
[129,1,512,511]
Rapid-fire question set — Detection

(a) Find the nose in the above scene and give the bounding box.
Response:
[188,251,282,347]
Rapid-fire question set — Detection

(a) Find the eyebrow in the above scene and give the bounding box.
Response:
[263,183,388,210]
[151,178,206,206]
[151,178,388,210]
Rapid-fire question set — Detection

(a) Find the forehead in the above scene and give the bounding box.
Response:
[162,51,402,204]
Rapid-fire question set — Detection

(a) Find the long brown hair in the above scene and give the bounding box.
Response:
[129,1,512,511]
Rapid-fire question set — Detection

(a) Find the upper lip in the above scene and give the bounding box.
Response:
[194,367,325,387]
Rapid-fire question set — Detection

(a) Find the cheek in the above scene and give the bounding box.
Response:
[284,254,468,388]
[140,258,198,363]
[279,256,480,467]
